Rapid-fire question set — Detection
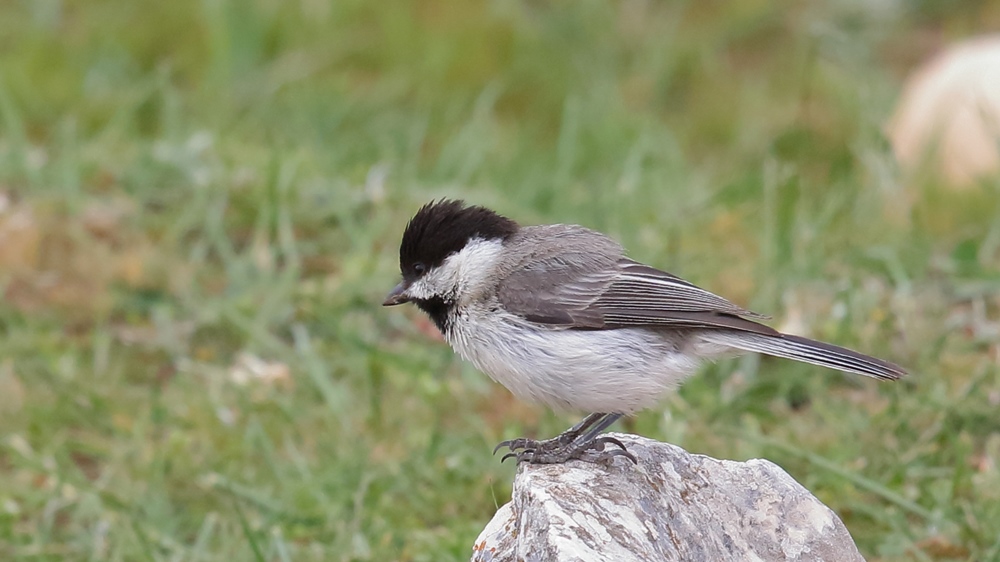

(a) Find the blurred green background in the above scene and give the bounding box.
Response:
[2,1,1000,560]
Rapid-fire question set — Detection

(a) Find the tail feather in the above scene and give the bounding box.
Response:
[705,332,907,381]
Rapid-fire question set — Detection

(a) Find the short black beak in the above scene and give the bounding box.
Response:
[383,281,411,306]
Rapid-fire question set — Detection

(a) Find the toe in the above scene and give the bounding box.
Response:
[592,436,629,452]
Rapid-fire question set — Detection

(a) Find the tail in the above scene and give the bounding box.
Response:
[704,331,907,381]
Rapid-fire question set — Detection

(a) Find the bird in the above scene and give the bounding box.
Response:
[383,199,906,464]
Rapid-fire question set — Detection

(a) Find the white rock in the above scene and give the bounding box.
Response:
[888,34,1000,187]
[472,434,864,562]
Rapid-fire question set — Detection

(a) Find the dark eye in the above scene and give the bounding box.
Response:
[413,262,427,275]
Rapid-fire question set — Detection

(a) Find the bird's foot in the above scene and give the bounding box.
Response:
[493,435,636,465]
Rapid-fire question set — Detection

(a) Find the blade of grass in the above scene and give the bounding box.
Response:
[739,431,939,523]
[231,497,267,562]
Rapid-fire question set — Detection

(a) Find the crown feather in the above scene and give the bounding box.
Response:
[399,199,518,279]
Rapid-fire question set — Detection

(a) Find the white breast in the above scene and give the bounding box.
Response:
[445,305,705,414]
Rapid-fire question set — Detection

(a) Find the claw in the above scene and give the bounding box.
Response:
[493,440,513,455]
[592,436,629,452]
[493,437,538,457]
[588,437,637,464]
[493,432,637,466]
[599,448,638,464]
[501,449,537,464]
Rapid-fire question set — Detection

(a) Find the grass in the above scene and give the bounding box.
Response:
[1,0,1000,560]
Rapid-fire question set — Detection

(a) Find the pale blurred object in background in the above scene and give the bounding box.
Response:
[888,35,1000,188]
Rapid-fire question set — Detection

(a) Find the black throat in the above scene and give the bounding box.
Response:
[413,297,454,334]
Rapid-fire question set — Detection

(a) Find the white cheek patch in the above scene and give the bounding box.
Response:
[405,278,436,300]
[442,238,505,304]
[406,238,505,303]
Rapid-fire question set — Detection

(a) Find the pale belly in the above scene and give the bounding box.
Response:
[445,310,706,414]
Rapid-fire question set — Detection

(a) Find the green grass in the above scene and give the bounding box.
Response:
[2,0,1000,560]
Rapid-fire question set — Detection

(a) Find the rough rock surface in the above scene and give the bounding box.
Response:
[471,434,864,562]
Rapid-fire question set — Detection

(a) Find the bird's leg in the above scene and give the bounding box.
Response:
[577,412,625,443]
[493,413,636,465]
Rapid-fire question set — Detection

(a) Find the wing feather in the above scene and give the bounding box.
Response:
[494,231,906,379]
[497,247,769,332]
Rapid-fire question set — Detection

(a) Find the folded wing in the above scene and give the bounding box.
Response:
[498,252,770,332]
[497,247,906,380]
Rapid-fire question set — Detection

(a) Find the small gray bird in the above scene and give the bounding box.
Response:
[384,200,906,464]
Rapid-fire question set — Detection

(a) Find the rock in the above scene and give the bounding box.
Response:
[888,34,1000,188]
[471,434,864,562]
